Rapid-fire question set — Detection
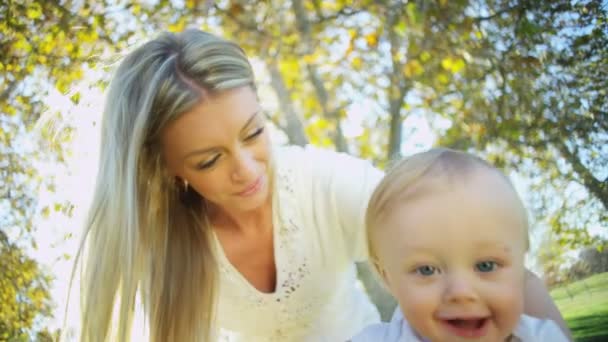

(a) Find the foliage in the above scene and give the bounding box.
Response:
[0,231,53,340]
[1,0,126,336]
[565,241,608,282]
[1,0,605,333]
[425,0,607,248]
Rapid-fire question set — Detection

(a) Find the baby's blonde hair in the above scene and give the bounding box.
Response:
[365,148,529,271]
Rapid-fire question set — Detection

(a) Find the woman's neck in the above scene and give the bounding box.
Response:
[208,200,273,235]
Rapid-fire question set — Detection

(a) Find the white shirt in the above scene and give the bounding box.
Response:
[215,145,384,341]
[351,308,569,342]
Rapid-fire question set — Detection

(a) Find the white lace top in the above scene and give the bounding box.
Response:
[215,145,384,341]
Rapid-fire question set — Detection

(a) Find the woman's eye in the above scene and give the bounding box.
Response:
[415,265,439,276]
[197,155,220,170]
[245,127,264,141]
[475,261,498,273]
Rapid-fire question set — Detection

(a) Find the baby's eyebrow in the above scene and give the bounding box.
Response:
[472,242,515,254]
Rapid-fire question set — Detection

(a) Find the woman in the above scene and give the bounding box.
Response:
[75,29,570,341]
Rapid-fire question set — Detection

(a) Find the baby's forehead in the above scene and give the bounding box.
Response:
[393,166,512,204]
[379,172,530,248]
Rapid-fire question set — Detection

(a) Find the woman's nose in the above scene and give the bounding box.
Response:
[231,149,257,183]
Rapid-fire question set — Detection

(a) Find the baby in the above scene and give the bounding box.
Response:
[352,148,568,341]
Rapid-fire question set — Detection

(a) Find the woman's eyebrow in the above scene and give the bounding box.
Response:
[240,110,261,132]
[183,110,262,160]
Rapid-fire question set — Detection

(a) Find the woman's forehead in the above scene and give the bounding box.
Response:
[160,87,260,149]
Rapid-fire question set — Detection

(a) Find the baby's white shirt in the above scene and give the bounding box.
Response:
[351,307,569,342]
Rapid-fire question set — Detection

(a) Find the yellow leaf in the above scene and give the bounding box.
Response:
[26,3,43,19]
[78,29,99,43]
[303,53,318,64]
[40,40,53,54]
[344,42,354,57]
[438,73,450,85]
[168,19,186,33]
[403,59,423,77]
[352,57,363,70]
[441,57,465,73]
[452,59,465,73]
[348,28,357,39]
[70,92,81,104]
[365,33,378,48]
[56,79,69,94]
[441,57,453,70]
[420,51,431,62]
[65,41,74,53]
[41,206,50,218]
[13,38,32,53]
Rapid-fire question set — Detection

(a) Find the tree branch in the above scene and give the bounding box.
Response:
[292,0,348,152]
[0,81,17,103]
[472,4,521,22]
[556,141,608,210]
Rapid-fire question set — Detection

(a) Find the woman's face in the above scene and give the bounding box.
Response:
[161,86,272,214]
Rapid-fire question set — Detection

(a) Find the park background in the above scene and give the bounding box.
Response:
[1,0,606,341]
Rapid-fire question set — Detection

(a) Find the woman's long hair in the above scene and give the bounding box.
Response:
[71,29,256,341]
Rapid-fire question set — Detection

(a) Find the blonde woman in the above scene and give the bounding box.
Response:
[75,29,569,341]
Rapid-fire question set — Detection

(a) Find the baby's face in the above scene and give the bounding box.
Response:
[375,169,528,342]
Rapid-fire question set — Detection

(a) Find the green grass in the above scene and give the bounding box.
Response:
[551,272,608,342]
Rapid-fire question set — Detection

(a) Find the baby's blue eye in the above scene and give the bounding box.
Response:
[415,265,439,276]
[476,261,497,273]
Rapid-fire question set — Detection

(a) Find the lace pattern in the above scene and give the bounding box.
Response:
[216,152,318,340]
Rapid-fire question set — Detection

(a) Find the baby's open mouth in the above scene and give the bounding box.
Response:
[441,317,489,338]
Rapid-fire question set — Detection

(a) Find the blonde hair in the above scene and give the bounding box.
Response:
[365,148,529,269]
[70,29,256,341]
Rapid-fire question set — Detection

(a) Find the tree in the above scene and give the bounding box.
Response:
[0,231,53,341]
[1,0,125,336]
[412,0,607,248]
[2,0,605,329]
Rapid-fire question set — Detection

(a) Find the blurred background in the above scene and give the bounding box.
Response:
[1,0,606,341]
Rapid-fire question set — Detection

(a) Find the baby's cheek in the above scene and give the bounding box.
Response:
[395,285,439,333]
[490,279,525,335]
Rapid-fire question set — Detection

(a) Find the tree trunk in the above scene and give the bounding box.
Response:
[267,61,308,146]
[386,6,410,160]
[292,0,349,153]
[557,141,608,210]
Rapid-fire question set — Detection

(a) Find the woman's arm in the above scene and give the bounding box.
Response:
[524,270,573,341]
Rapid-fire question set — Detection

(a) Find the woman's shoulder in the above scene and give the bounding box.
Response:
[273,144,342,161]
[273,144,373,173]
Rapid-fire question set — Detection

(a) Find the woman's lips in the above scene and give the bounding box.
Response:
[236,176,264,196]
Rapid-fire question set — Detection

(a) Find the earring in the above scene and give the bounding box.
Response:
[183,179,189,192]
